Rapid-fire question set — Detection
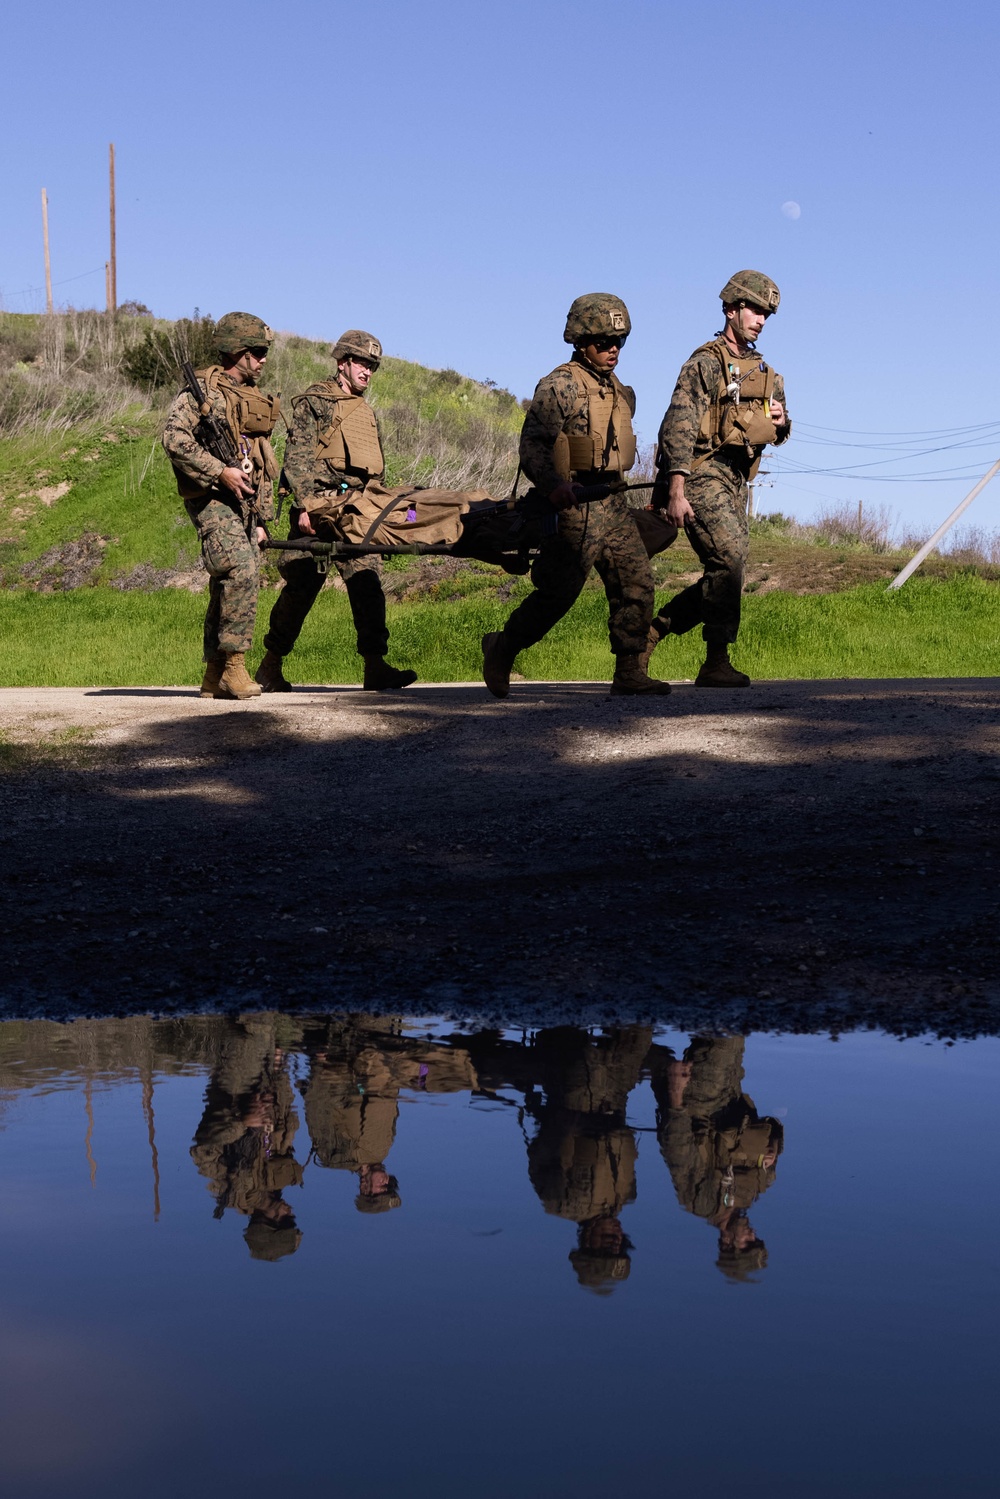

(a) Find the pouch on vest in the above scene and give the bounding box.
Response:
[703,349,778,452]
[233,387,281,437]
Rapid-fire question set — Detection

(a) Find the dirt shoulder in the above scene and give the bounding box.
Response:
[1,678,998,1037]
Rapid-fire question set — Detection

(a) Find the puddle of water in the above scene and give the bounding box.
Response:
[0,1015,995,1499]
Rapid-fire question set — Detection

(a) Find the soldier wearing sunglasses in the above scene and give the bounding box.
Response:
[482,294,669,698]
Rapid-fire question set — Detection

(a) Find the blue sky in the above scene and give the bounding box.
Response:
[3,0,999,530]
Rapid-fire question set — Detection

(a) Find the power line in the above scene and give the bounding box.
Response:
[1,265,105,300]
[796,419,1000,438]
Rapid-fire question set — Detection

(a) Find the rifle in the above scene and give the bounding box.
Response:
[260,482,656,572]
[181,360,260,534]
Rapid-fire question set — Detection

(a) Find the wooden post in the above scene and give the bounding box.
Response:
[857,499,863,531]
[105,262,111,311]
[108,142,117,313]
[747,480,756,518]
[41,188,53,314]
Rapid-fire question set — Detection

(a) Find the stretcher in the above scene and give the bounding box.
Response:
[260,483,676,574]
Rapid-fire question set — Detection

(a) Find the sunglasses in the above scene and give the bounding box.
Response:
[591,334,626,351]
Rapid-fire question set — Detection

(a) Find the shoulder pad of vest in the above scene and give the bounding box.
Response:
[614,378,636,413]
[689,339,728,363]
[293,382,336,408]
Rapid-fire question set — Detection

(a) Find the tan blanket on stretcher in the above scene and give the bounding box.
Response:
[335,482,496,547]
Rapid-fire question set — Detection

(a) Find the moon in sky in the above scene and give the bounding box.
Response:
[782,200,802,220]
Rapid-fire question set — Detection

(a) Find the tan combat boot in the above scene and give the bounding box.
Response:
[696,643,750,688]
[362,656,418,690]
[199,655,225,697]
[610,654,672,696]
[255,649,293,693]
[482,631,517,699]
[215,652,262,700]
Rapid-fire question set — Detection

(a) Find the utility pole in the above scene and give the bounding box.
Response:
[41,188,53,314]
[108,142,117,313]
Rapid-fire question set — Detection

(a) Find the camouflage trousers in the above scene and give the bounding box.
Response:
[187,497,260,658]
[659,462,748,645]
[501,495,654,657]
[263,516,388,659]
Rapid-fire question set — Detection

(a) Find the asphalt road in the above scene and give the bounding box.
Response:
[2,679,998,1036]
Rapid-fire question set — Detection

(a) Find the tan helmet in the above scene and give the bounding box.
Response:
[563,294,631,345]
[242,1217,302,1261]
[332,329,383,368]
[214,311,273,355]
[719,271,780,313]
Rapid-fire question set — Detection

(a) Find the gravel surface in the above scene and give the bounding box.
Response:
[2,678,998,1037]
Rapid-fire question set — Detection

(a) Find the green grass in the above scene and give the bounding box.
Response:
[0,575,997,687]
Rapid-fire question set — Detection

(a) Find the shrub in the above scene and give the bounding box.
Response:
[122,314,217,390]
[813,501,893,552]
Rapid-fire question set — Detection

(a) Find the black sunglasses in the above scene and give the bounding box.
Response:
[590,334,626,351]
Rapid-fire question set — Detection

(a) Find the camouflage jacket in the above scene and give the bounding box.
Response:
[161,372,276,522]
[284,381,385,517]
[519,352,636,496]
[657,338,790,477]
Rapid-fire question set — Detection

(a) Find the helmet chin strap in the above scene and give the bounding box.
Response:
[232,350,258,385]
[725,303,758,353]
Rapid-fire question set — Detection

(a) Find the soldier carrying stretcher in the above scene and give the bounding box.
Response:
[257,330,496,692]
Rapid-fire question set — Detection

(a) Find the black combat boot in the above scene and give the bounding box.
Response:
[696,643,750,688]
[481,632,518,698]
[255,649,293,692]
[363,657,418,690]
[610,654,672,695]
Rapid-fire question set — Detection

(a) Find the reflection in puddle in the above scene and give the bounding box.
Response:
[0,1013,995,1498]
[182,1019,785,1288]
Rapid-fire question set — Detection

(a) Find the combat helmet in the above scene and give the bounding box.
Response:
[332,329,383,368]
[214,311,273,355]
[719,271,780,313]
[568,1246,632,1292]
[563,294,631,345]
[243,1217,303,1262]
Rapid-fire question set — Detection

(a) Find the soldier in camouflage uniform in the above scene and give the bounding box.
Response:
[190,1015,304,1261]
[255,330,416,692]
[162,312,280,700]
[524,1025,651,1291]
[482,295,670,698]
[647,271,791,687]
[648,1035,783,1280]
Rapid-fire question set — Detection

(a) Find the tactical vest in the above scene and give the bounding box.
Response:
[308,382,385,484]
[197,367,280,488]
[552,362,637,482]
[180,366,280,499]
[693,338,779,477]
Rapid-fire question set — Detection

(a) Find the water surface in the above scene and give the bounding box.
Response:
[0,1014,995,1498]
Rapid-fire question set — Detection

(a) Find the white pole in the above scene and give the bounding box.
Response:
[888,458,1000,590]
